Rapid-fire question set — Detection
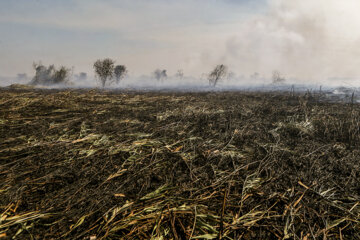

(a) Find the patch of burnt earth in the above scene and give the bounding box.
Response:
[0,88,359,239]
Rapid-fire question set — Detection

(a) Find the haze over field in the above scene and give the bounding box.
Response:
[2,2,360,238]
[1,0,360,86]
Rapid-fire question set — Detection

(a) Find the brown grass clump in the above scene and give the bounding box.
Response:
[0,89,359,239]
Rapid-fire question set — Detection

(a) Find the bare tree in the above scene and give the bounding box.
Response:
[17,73,28,82]
[227,71,236,81]
[114,65,127,84]
[154,69,161,81]
[272,70,285,84]
[74,72,87,83]
[250,72,259,80]
[78,72,87,81]
[208,64,228,87]
[153,69,167,82]
[175,69,184,79]
[31,62,71,85]
[53,66,71,84]
[31,63,52,85]
[93,58,115,88]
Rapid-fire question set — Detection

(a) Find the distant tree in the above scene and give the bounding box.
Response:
[31,63,52,85]
[31,63,71,85]
[200,73,208,80]
[93,58,115,88]
[154,69,161,81]
[227,71,236,81]
[74,72,87,83]
[250,72,259,80]
[17,73,28,82]
[272,70,285,84]
[208,64,228,87]
[78,72,87,81]
[161,70,167,80]
[114,65,127,84]
[53,66,71,84]
[153,69,167,82]
[175,69,184,79]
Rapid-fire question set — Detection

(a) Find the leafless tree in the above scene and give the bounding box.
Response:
[78,72,87,81]
[31,63,52,85]
[272,70,285,84]
[250,72,259,80]
[208,64,228,87]
[74,72,87,83]
[93,58,115,88]
[175,69,184,79]
[114,65,127,84]
[17,73,28,82]
[53,66,71,84]
[227,71,236,81]
[153,69,167,82]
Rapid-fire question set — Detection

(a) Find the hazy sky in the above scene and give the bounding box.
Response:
[0,0,265,77]
[1,0,360,83]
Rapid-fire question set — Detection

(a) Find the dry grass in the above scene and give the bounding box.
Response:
[0,88,359,239]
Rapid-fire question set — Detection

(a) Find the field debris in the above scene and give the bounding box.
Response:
[0,89,360,239]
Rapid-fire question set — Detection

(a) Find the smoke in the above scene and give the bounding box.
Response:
[221,0,360,83]
[2,0,360,87]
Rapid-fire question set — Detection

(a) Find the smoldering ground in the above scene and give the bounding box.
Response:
[1,89,360,239]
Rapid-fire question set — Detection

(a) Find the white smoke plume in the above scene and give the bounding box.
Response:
[220,0,360,83]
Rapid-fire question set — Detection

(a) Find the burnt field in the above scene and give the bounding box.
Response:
[0,88,360,239]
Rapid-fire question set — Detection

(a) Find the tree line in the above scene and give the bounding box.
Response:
[29,58,285,87]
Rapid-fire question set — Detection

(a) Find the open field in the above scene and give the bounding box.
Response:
[0,88,360,239]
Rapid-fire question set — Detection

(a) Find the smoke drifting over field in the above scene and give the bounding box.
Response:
[1,0,360,86]
[220,0,360,82]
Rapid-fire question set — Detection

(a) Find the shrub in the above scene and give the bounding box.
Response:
[31,63,71,85]
[153,69,167,82]
[114,65,127,84]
